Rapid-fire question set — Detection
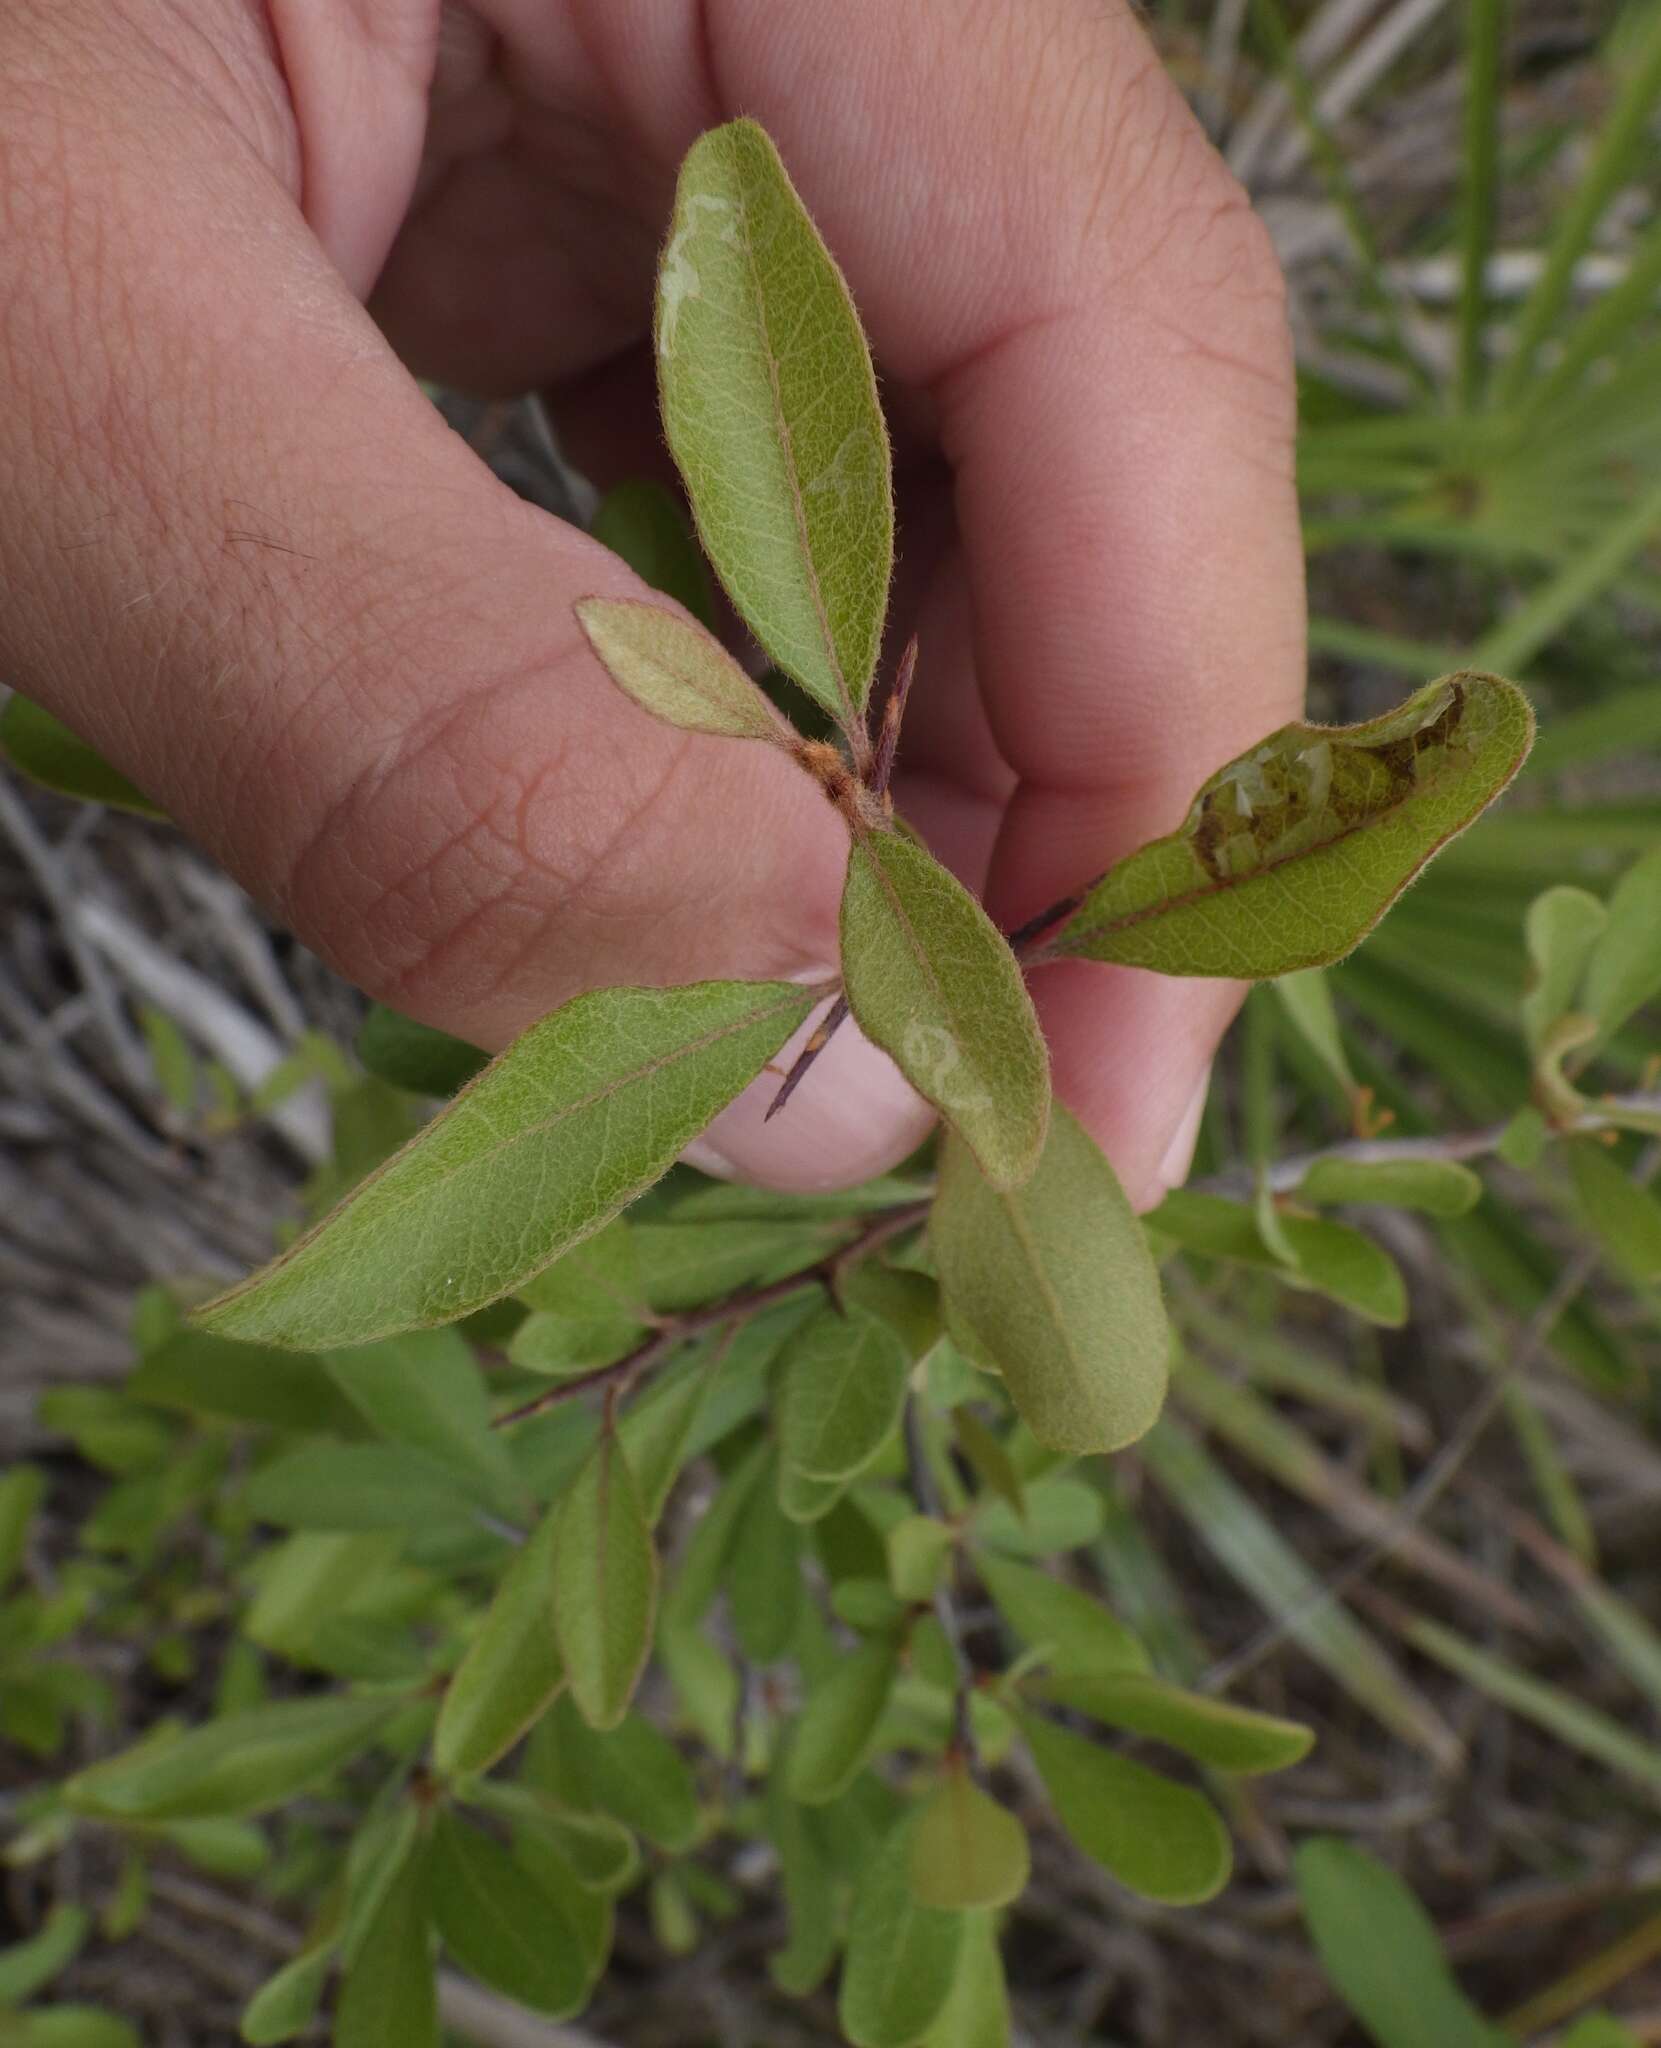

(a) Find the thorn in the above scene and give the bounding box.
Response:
[764,994,851,1121]
[868,636,918,799]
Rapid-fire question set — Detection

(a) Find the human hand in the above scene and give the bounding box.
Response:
[0,0,1303,1201]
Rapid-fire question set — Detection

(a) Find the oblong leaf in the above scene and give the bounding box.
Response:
[194,979,815,1349]
[434,1501,564,1779]
[1521,885,1606,1053]
[839,1818,965,2048]
[0,693,167,818]
[1296,1156,1482,1218]
[931,1111,1168,1454]
[429,1811,590,2017]
[1582,844,1661,1048]
[1054,674,1534,976]
[656,118,892,723]
[1029,1672,1314,1775]
[779,1305,909,1481]
[910,1766,1029,1910]
[1018,1710,1230,1904]
[553,1432,657,1731]
[335,1838,436,2048]
[842,831,1049,1189]
[787,1637,899,1804]
[977,1553,1149,1678]
[576,598,790,743]
[1571,1139,1661,1284]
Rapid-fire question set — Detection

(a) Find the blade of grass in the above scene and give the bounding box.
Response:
[1307,617,1461,676]
[1473,473,1661,676]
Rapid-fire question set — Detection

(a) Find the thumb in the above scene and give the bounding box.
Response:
[0,25,927,1188]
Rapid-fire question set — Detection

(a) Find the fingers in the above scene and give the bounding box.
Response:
[0,4,915,1189]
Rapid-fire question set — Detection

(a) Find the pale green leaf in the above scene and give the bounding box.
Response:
[887,1516,953,1604]
[1271,968,1356,1095]
[533,1698,699,1850]
[931,1111,1168,1453]
[842,831,1049,1189]
[429,1811,589,2017]
[1297,1156,1483,1217]
[787,1637,900,1804]
[243,1532,402,1661]
[240,1941,333,2045]
[1570,1140,1661,1284]
[1150,1190,1407,1325]
[909,1766,1028,1910]
[465,1782,638,1894]
[433,1500,563,1779]
[618,1338,725,1525]
[335,1838,437,2048]
[978,1553,1148,1677]
[324,1329,521,1508]
[1029,1672,1314,1774]
[140,1004,197,1117]
[243,1444,480,1533]
[921,1913,1010,2048]
[1018,1710,1231,1904]
[1522,885,1607,1053]
[13,2012,142,2048]
[64,1697,398,1821]
[576,598,788,743]
[0,1906,87,2005]
[1054,675,1534,976]
[838,1818,965,2048]
[1558,2017,1644,2048]
[589,477,715,627]
[0,693,167,818]
[655,118,892,723]
[1295,1838,1503,2048]
[1582,843,1661,1047]
[0,1462,45,1589]
[553,1432,656,1730]
[779,1305,909,1481]
[355,1003,485,1098]
[195,979,815,1349]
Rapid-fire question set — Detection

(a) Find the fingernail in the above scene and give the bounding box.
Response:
[681,1135,738,1181]
[1154,1066,1212,1197]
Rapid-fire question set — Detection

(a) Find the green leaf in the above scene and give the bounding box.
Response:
[553,1432,656,1730]
[243,1532,402,1661]
[429,1811,589,2016]
[240,1930,336,2045]
[324,1330,521,1509]
[931,1110,1168,1453]
[787,1637,900,1804]
[779,1305,910,1482]
[1522,885,1607,1053]
[533,1698,699,1850]
[725,1456,803,1662]
[0,1906,88,2005]
[1297,1156,1482,1217]
[838,1818,965,2048]
[355,1004,486,1098]
[335,1837,437,2048]
[11,2013,141,2048]
[0,693,166,818]
[465,1783,638,1894]
[1271,968,1357,1096]
[841,831,1049,1189]
[1558,2017,1644,2048]
[64,1696,398,1821]
[909,1765,1028,1910]
[977,1553,1148,1678]
[575,598,789,744]
[195,979,816,1349]
[243,1444,481,1533]
[1053,674,1534,976]
[765,1759,839,1994]
[887,1516,953,1604]
[618,1339,725,1525]
[921,1913,1010,2048]
[951,1410,1025,1522]
[1582,844,1661,1048]
[1295,1838,1502,2048]
[1028,1672,1314,1774]
[0,1462,45,1590]
[655,118,892,725]
[127,1332,364,1436]
[434,1501,564,1779]
[589,477,715,627]
[1150,1191,1407,1325]
[1570,1141,1661,1284]
[1018,1710,1230,1904]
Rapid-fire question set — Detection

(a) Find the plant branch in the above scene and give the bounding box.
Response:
[492,1199,930,1430]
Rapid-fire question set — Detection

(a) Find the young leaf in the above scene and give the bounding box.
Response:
[433,1501,564,1779]
[575,598,790,744]
[656,118,892,725]
[779,1305,909,1482]
[63,1696,398,1821]
[910,1765,1029,1910]
[841,830,1049,1189]
[1295,1838,1503,2048]
[553,1432,657,1730]
[1053,674,1534,977]
[887,1516,954,1604]
[1521,885,1607,1053]
[1027,1672,1314,1774]
[0,1905,88,2005]
[194,979,816,1349]
[977,1553,1149,1677]
[1271,968,1357,1096]
[1149,1191,1407,1326]
[240,1940,334,2045]
[1297,1156,1483,1217]
[355,1003,487,1097]
[429,1811,590,2017]
[787,1636,900,1804]
[839,1818,965,2048]
[589,477,716,627]
[1581,844,1661,1048]
[1018,1710,1231,1904]
[334,1838,437,2048]
[0,693,167,818]
[921,1912,1011,2048]
[1570,1141,1661,1284]
[930,1110,1168,1454]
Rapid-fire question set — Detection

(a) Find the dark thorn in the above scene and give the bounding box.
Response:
[868,635,919,798]
[764,993,851,1121]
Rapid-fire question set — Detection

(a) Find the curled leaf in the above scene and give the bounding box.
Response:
[1053,673,1534,978]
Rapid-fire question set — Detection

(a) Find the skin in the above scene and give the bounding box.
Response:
[0,0,1304,1204]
